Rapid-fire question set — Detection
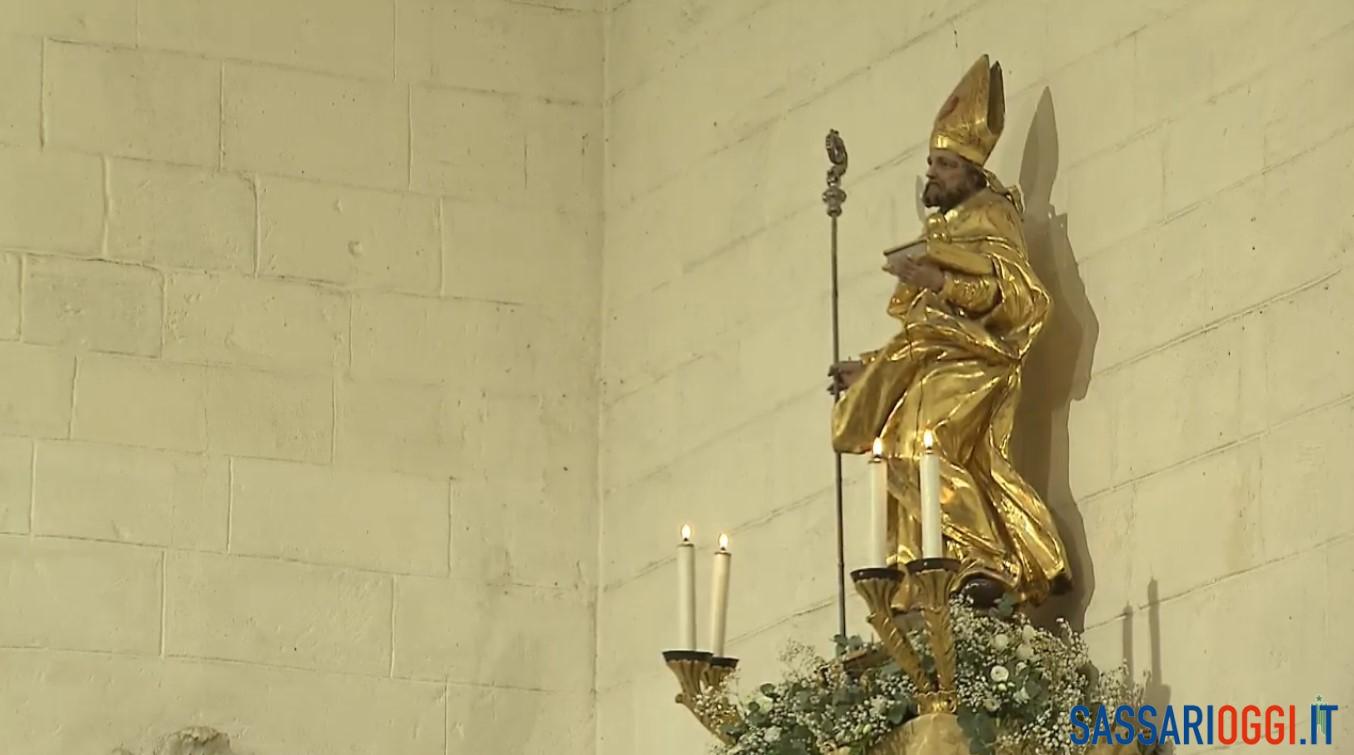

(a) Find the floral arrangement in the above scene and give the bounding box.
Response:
[696,596,1144,755]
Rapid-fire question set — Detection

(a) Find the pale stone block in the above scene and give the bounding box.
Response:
[1043,0,1189,72]
[1133,0,1354,132]
[597,683,637,755]
[630,667,725,752]
[1064,380,1118,500]
[139,0,394,79]
[1106,315,1264,484]
[1045,37,1136,169]
[1259,129,1354,272]
[1259,401,1354,563]
[1132,0,1254,129]
[21,256,162,356]
[1127,551,1325,706]
[412,90,599,213]
[952,0,1048,90]
[0,651,446,755]
[165,273,348,373]
[335,375,467,479]
[596,565,673,689]
[0,36,40,146]
[165,551,392,674]
[1070,488,1134,629]
[398,0,600,103]
[604,0,766,98]
[0,342,74,438]
[34,440,227,549]
[722,493,842,642]
[1163,84,1264,214]
[1262,23,1354,168]
[444,201,598,305]
[45,42,219,166]
[394,578,592,689]
[410,86,522,204]
[524,99,603,213]
[0,535,160,654]
[72,353,207,452]
[1130,443,1263,602]
[605,0,972,206]
[1261,270,1354,424]
[223,64,407,190]
[205,366,332,463]
[1079,187,1259,370]
[0,251,18,339]
[259,177,439,293]
[230,458,449,576]
[0,436,31,533]
[445,686,593,755]
[1064,131,1163,262]
[0,146,102,255]
[349,291,520,386]
[107,159,255,273]
[0,0,136,42]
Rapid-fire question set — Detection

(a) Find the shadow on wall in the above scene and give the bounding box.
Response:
[1010,88,1100,635]
[1013,91,1173,738]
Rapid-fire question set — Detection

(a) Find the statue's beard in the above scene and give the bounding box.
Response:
[922,180,968,211]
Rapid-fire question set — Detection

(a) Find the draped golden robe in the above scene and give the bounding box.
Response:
[831,179,1069,606]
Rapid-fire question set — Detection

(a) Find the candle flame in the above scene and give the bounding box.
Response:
[718,534,730,551]
[923,430,935,450]
[681,524,692,542]
[872,437,883,458]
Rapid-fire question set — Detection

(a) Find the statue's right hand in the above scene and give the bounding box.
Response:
[827,360,864,393]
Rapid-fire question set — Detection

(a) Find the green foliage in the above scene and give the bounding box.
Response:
[704,598,1144,755]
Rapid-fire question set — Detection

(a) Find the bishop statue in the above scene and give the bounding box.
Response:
[829,56,1070,611]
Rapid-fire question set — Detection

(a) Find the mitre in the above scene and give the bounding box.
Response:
[930,54,1005,166]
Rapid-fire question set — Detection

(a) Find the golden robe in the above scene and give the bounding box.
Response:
[831,180,1068,605]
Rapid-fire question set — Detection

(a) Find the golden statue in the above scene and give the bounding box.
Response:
[829,55,1070,610]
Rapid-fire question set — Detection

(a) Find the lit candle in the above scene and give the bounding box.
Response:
[869,438,889,566]
[676,525,696,650]
[709,534,732,657]
[920,430,943,559]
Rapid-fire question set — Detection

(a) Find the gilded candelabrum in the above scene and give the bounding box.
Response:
[660,650,741,744]
[850,558,962,715]
[661,558,962,750]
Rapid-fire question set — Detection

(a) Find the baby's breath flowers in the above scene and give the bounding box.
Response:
[704,596,1143,755]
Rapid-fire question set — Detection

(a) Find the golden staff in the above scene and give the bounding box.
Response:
[822,129,848,643]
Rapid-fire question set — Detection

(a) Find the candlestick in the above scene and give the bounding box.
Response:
[920,431,943,559]
[869,438,889,566]
[709,534,732,657]
[677,525,696,650]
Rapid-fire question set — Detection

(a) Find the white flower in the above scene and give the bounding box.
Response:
[990,665,1010,682]
[1014,687,1030,704]
[1021,624,1037,641]
[1016,643,1035,661]
[984,696,1000,712]
[1016,661,1027,672]
[764,726,780,743]
[870,697,888,717]
[992,633,1010,650]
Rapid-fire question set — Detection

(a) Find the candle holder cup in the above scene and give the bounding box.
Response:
[662,650,741,744]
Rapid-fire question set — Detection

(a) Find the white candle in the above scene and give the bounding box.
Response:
[709,534,732,657]
[676,525,696,650]
[920,430,943,559]
[869,438,889,566]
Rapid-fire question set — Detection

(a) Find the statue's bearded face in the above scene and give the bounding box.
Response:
[922,149,983,211]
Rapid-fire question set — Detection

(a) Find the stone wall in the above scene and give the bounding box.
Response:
[598,0,1354,752]
[0,1,601,753]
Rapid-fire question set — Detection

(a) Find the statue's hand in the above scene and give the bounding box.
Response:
[884,255,945,292]
[827,360,864,393]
